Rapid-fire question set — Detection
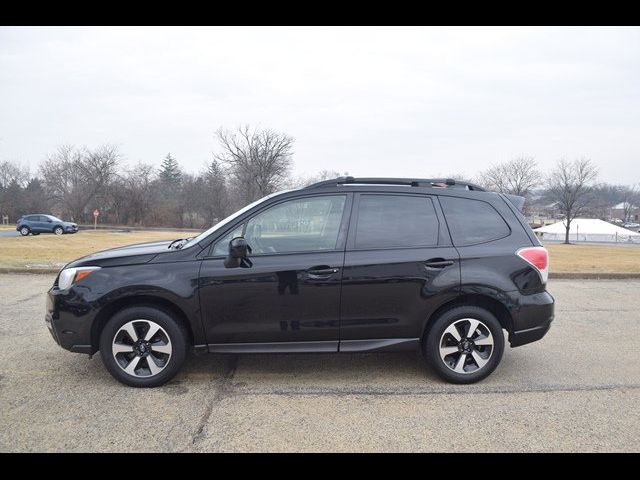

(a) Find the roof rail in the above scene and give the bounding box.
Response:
[304,176,485,191]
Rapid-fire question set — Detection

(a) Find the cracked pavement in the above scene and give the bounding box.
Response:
[0,274,638,452]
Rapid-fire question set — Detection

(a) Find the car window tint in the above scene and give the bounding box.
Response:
[244,195,346,254]
[440,196,510,245]
[354,195,439,249]
[211,224,245,256]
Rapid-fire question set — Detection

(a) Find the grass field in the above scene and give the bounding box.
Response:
[0,230,639,273]
[545,243,640,273]
[0,230,197,269]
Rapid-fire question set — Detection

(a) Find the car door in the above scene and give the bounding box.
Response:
[339,193,460,351]
[33,215,48,232]
[22,215,35,230]
[198,193,352,352]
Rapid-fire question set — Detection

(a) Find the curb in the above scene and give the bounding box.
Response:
[0,268,60,274]
[549,272,640,280]
[77,225,202,233]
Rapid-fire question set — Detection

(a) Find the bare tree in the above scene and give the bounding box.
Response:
[40,145,120,222]
[0,160,29,189]
[214,126,294,206]
[620,184,639,222]
[287,169,349,188]
[477,156,541,197]
[546,158,599,244]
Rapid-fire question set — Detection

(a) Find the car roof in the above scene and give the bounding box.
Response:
[294,176,503,203]
[304,176,486,191]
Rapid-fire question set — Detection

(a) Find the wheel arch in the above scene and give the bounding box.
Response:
[91,295,194,351]
[423,293,514,341]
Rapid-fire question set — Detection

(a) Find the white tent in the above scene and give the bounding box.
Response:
[533,218,640,243]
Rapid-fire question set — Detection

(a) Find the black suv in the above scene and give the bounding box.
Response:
[45,177,554,387]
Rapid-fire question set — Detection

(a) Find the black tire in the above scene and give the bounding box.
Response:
[99,306,188,388]
[53,226,64,235]
[19,226,30,236]
[32,232,40,236]
[424,306,505,384]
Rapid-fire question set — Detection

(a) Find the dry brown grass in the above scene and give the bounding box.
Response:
[0,230,639,273]
[0,230,197,269]
[545,243,640,273]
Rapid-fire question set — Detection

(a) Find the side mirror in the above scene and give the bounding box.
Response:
[224,236,253,268]
[47,219,52,223]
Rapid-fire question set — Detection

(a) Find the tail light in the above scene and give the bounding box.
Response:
[516,246,549,284]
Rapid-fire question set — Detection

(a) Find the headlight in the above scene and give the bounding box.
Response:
[58,266,101,290]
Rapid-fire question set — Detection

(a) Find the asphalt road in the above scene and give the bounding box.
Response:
[0,274,638,452]
[0,230,19,237]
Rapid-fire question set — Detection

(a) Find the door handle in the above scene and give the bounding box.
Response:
[424,259,454,269]
[307,266,339,277]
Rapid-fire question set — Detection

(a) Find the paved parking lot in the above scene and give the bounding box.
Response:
[0,274,638,452]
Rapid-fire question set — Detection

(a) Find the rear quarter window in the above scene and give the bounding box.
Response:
[440,196,510,246]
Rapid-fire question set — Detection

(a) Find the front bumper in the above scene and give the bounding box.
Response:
[46,286,96,354]
[65,225,78,233]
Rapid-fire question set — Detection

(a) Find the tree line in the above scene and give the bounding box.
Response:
[1,126,307,228]
[1,126,638,244]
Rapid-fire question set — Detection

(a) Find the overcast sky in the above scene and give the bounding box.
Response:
[1,26,639,184]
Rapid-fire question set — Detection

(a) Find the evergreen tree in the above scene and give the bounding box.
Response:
[23,178,49,213]
[158,153,182,187]
[4,178,23,221]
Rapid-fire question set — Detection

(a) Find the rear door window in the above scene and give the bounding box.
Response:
[354,194,439,249]
[440,196,510,246]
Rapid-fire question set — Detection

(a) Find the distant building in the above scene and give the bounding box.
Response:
[609,202,639,222]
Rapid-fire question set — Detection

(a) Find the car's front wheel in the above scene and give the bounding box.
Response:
[424,306,505,384]
[19,226,30,236]
[53,226,64,235]
[99,306,188,387]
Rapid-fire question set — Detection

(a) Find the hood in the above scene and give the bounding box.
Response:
[65,239,174,268]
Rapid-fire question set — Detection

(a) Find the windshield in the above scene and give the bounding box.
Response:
[182,189,297,249]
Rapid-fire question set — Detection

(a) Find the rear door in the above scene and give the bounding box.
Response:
[339,192,460,351]
[32,215,48,232]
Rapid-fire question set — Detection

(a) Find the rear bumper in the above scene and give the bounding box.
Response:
[509,316,553,347]
[508,290,555,347]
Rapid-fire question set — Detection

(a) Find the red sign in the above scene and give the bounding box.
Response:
[93,209,100,218]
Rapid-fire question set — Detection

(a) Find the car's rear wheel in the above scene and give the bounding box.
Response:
[99,306,187,388]
[53,226,64,235]
[19,227,30,236]
[424,306,504,384]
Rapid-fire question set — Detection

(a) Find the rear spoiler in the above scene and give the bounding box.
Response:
[502,193,526,212]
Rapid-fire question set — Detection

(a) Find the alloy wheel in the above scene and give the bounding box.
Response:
[439,318,494,374]
[112,319,172,377]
